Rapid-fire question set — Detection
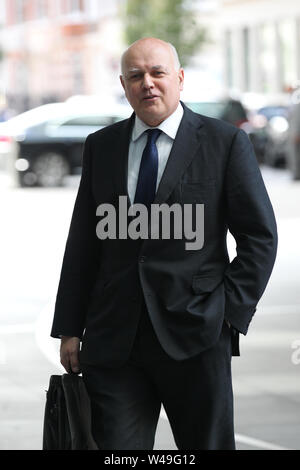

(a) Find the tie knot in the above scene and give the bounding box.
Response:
[146,128,162,144]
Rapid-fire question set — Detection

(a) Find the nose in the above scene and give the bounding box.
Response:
[142,73,154,89]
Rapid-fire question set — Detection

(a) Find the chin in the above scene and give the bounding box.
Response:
[142,115,164,127]
[140,109,166,126]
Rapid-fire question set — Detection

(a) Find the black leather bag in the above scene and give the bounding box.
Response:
[42,374,98,450]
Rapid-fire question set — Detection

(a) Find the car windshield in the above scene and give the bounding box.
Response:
[185,102,227,119]
[3,103,66,129]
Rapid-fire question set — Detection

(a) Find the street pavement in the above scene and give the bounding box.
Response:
[0,165,299,450]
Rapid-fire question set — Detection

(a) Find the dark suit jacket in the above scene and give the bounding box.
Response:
[51,103,278,367]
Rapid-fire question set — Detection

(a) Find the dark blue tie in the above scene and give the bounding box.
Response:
[134,129,162,209]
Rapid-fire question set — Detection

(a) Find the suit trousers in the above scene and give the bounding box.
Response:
[81,301,236,450]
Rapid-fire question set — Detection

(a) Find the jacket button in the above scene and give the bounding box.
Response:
[139,256,147,263]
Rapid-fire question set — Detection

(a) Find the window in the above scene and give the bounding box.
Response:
[15,0,25,23]
[243,27,250,91]
[36,0,48,18]
[225,30,233,89]
[70,0,85,13]
[60,0,85,14]
[185,102,227,119]
[279,19,297,90]
[261,24,277,93]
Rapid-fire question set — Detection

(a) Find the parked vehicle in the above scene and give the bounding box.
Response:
[184,98,263,161]
[185,98,249,128]
[252,105,290,167]
[286,102,300,180]
[0,101,131,187]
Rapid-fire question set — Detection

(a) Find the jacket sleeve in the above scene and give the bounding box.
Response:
[51,135,100,339]
[224,129,278,335]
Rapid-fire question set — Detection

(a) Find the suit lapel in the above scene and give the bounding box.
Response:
[110,113,135,206]
[154,104,206,205]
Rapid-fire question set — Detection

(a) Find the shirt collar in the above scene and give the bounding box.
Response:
[131,102,184,142]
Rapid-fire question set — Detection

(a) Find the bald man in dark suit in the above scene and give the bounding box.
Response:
[51,38,277,450]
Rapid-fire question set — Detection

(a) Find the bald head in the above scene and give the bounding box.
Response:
[120,37,184,126]
[121,38,181,75]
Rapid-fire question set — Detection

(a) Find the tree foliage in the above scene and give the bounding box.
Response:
[122,0,208,67]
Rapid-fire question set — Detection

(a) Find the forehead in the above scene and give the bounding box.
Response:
[123,43,174,71]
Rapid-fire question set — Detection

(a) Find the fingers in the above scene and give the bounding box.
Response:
[60,337,81,374]
[70,351,81,374]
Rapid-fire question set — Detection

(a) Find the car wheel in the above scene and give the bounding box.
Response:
[32,153,70,187]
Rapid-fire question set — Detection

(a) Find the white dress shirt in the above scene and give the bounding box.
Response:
[127,103,184,205]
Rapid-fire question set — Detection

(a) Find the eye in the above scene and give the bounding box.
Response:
[128,73,141,80]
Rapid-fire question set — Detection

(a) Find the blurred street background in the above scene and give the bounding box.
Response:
[0,0,300,450]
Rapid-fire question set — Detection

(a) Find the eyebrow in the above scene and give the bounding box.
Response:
[126,65,169,75]
[151,65,168,71]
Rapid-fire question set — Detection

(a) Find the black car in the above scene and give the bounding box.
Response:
[0,101,131,187]
[185,98,249,128]
[184,98,263,161]
[253,105,290,167]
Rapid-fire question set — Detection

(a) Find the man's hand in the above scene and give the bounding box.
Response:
[60,336,81,374]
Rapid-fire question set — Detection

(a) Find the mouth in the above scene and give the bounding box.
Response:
[142,95,159,102]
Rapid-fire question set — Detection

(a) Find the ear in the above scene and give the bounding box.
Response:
[178,68,184,91]
[120,75,125,91]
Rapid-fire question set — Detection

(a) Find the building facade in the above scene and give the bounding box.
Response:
[2,0,299,113]
[0,0,124,112]
[219,0,300,104]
